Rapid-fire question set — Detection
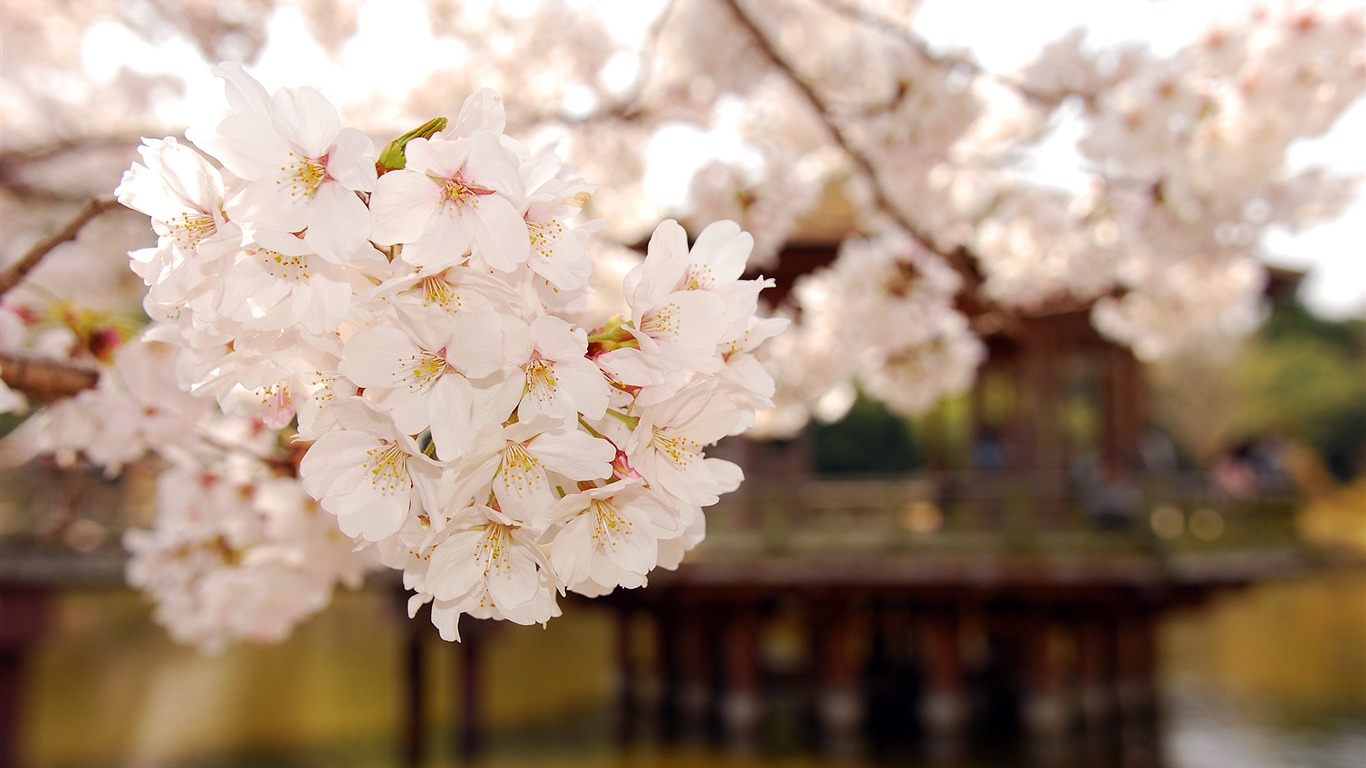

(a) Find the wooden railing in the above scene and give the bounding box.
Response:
[0,464,1305,585]
[702,471,1303,560]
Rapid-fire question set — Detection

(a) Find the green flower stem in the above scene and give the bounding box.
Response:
[587,317,639,354]
[605,409,640,430]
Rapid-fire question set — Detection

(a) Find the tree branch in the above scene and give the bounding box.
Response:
[0,196,122,298]
[812,0,1057,106]
[718,0,987,298]
[0,352,100,402]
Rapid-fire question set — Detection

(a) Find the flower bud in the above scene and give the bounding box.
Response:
[376,117,448,173]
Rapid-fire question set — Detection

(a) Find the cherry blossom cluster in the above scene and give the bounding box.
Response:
[755,230,982,436]
[110,65,783,645]
[738,2,1362,434]
[1010,3,1360,355]
[0,330,371,653]
[125,455,369,653]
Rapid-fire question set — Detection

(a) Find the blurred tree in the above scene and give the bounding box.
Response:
[812,393,921,474]
[1244,303,1366,481]
[1152,299,1366,481]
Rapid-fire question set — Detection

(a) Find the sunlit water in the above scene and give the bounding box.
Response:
[18,570,1366,768]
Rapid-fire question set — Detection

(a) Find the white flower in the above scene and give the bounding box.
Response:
[500,315,611,425]
[104,68,789,646]
[124,459,369,654]
[117,138,245,323]
[620,220,756,374]
[369,264,526,319]
[215,229,367,335]
[339,310,507,459]
[625,382,744,507]
[116,137,242,262]
[441,420,616,524]
[298,397,441,542]
[369,134,529,272]
[519,147,599,292]
[542,479,680,595]
[423,504,552,621]
[626,219,757,332]
[199,66,377,263]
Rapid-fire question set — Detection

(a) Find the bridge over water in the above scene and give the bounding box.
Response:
[602,468,1315,748]
[0,463,1319,764]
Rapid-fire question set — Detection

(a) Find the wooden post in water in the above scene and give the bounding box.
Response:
[813,598,862,747]
[612,608,636,742]
[1116,608,1158,720]
[675,601,715,736]
[1020,608,1073,737]
[0,588,50,768]
[456,620,485,759]
[398,592,426,767]
[649,604,678,736]
[920,606,970,734]
[1075,610,1118,729]
[721,603,764,744]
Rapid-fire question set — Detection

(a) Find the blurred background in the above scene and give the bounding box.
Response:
[1,1,1364,766]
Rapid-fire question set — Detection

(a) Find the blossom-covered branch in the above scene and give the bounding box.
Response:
[9,65,786,651]
[719,0,987,297]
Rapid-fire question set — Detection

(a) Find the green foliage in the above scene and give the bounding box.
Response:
[1240,303,1366,480]
[812,394,922,474]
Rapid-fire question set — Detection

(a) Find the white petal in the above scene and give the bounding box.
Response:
[429,375,477,460]
[530,430,615,480]
[470,194,530,272]
[213,112,290,180]
[690,220,751,284]
[427,529,487,600]
[444,312,505,379]
[271,86,341,156]
[327,128,378,192]
[339,326,420,389]
[486,536,540,609]
[305,183,372,263]
[370,171,438,245]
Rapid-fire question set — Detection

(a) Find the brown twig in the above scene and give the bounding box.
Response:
[0,196,122,298]
[0,352,100,402]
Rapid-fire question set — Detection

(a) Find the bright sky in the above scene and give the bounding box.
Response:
[83,0,1365,318]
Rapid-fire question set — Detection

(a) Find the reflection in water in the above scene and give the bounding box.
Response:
[18,572,1366,767]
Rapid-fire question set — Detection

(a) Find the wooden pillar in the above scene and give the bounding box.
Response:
[968,367,987,470]
[398,593,425,767]
[721,604,764,743]
[1102,346,1145,473]
[675,602,714,733]
[650,605,679,736]
[1075,612,1118,728]
[455,620,485,759]
[919,606,969,734]
[1020,609,1072,736]
[812,600,862,744]
[1116,608,1158,720]
[0,588,51,768]
[612,608,637,742]
[1026,323,1065,491]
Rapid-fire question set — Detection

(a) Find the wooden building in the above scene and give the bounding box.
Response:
[593,249,1311,749]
